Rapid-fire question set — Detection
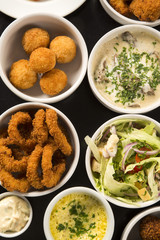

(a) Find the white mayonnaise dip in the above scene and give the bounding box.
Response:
[0,195,30,233]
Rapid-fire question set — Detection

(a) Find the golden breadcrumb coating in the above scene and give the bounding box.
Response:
[29,47,56,73]
[49,36,76,63]
[129,0,160,21]
[40,68,67,96]
[109,0,131,17]
[9,59,37,89]
[22,27,50,54]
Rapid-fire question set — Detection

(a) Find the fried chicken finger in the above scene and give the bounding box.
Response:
[46,109,72,156]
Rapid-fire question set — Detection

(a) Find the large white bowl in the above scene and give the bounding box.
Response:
[43,187,115,240]
[85,114,160,208]
[0,13,88,103]
[99,0,160,26]
[0,102,80,197]
[88,24,160,114]
[121,206,160,240]
[0,192,33,238]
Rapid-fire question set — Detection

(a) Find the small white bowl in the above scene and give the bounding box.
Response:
[0,102,80,197]
[99,0,160,26]
[43,186,115,240]
[121,206,160,240]
[0,13,88,103]
[0,192,33,238]
[88,24,160,114]
[85,114,160,208]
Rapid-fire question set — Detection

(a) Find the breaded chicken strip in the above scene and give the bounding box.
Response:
[31,109,48,145]
[41,143,66,188]
[26,145,44,189]
[46,109,72,156]
[109,0,131,17]
[129,0,160,21]
[0,145,28,173]
[0,168,30,193]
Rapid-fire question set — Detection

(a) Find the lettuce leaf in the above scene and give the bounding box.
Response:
[117,129,160,149]
[103,158,138,197]
[85,136,102,163]
[147,162,158,199]
[143,122,155,135]
[125,157,160,173]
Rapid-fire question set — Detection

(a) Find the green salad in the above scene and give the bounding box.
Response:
[85,119,160,205]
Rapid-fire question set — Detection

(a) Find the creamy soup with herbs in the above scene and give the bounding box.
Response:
[49,193,107,240]
[94,31,160,109]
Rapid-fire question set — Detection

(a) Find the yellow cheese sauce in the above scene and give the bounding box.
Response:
[50,193,107,240]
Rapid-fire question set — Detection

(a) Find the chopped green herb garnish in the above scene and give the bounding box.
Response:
[95,40,160,105]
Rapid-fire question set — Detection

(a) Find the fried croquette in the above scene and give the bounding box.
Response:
[49,36,76,63]
[40,68,67,96]
[9,59,37,89]
[109,0,131,17]
[22,27,50,54]
[129,0,160,21]
[29,47,56,73]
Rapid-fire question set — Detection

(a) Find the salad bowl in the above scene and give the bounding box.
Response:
[85,114,160,208]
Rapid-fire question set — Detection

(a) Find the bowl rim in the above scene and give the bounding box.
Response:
[0,191,33,238]
[0,13,88,103]
[121,206,160,240]
[88,24,160,114]
[0,102,80,197]
[43,186,115,240]
[85,114,160,208]
[99,0,160,26]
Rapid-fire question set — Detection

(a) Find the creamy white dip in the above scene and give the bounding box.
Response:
[94,31,160,109]
[0,196,30,233]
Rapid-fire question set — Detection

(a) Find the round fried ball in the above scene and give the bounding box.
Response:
[29,47,56,73]
[22,28,50,54]
[40,68,67,95]
[9,59,37,89]
[49,36,76,63]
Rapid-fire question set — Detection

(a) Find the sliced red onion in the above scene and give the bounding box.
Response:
[122,142,138,171]
[101,127,110,141]
[133,148,160,155]
[123,142,138,154]
[124,192,138,197]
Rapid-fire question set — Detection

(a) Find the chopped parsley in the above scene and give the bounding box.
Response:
[95,39,160,105]
[57,200,97,239]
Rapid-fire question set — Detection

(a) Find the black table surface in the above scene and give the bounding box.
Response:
[1,1,160,240]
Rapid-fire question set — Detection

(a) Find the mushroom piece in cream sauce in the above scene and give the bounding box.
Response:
[94,31,160,109]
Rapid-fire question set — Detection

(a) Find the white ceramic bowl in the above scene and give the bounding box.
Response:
[43,186,115,240]
[99,0,160,26]
[88,24,160,114]
[121,206,160,240]
[0,13,88,103]
[0,102,80,197]
[0,192,33,238]
[85,114,160,208]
